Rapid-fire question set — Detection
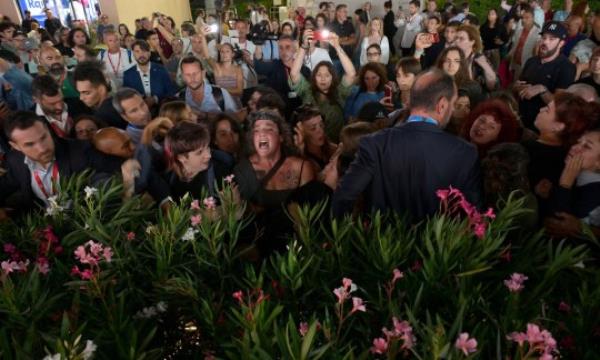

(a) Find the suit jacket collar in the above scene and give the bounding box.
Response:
[400,119,444,133]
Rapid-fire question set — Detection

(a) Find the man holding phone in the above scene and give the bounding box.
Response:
[329,4,356,75]
[414,14,445,69]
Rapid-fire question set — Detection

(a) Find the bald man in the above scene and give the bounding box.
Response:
[566,83,600,103]
[38,46,80,99]
[92,127,135,159]
[93,126,172,210]
[333,69,481,220]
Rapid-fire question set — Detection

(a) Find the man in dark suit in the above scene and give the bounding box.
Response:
[123,40,177,113]
[332,69,482,221]
[0,111,122,214]
[74,60,128,129]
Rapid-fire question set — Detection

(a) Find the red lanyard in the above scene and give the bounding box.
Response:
[33,162,59,199]
[107,50,122,74]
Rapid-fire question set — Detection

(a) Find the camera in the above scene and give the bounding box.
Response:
[232,44,245,62]
[247,20,277,46]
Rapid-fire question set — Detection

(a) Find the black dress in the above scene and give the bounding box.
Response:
[234,156,305,255]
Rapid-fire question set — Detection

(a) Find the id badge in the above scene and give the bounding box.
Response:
[288,91,298,98]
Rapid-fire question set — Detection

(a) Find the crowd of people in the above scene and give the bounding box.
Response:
[0,0,600,256]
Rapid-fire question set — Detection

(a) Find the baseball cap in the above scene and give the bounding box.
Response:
[357,102,390,123]
[540,21,567,40]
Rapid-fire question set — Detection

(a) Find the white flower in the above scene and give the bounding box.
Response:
[82,339,97,360]
[42,354,61,360]
[45,196,64,217]
[145,225,157,235]
[181,227,198,242]
[84,186,98,200]
[156,301,168,312]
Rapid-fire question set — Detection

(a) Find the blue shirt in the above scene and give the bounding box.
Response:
[185,82,239,114]
[344,87,384,120]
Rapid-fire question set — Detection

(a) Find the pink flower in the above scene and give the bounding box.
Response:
[299,322,309,337]
[87,241,103,258]
[370,338,388,354]
[401,331,416,350]
[224,174,235,184]
[102,247,113,263]
[507,331,528,347]
[1,260,15,274]
[558,301,571,313]
[232,290,243,303]
[342,277,353,290]
[203,197,217,210]
[455,332,478,356]
[392,269,404,283]
[393,317,412,334]
[3,243,16,254]
[484,207,496,219]
[71,265,81,277]
[53,246,64,255]
[436,189,450,201]
[350,297,366,313]
[473,222,487,238]
[36,257,50,275]
[126,232,136,241]
[190,199,200,210]
[333,286,347,304]
[80,269,94,280]
[191,214,202,226]
[504,273,528,293]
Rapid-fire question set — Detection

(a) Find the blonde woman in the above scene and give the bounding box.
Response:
[359,18,390,65]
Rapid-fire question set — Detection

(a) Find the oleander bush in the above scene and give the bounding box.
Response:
[0,173,599,359]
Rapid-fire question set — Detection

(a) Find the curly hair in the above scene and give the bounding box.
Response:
[554,92,600,147]
[462,98,520,152]
[246,110,295,156]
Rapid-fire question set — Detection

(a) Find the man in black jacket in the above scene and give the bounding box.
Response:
[332,69,482,221]
[253,35,311,119]
[0,111,122,213]
[383,1,397,56]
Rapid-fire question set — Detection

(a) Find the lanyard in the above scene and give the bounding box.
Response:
[406,115,438,125]
[107,50,122,74]
[33,162,59,199]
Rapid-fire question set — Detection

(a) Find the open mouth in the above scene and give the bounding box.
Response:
[258,140,269,149]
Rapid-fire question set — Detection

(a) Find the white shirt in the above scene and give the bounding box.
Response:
[35,103,71,135]
[98,48,136,88]
[24,157,59,206]
[360,36,390,66]
[136,63,152,97]
[304,47,333,71]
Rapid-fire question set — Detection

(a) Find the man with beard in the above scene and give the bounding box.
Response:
[515,21,576,130]
[31,75,88,138]
[0,111,121,214]
[123,40,176,114]
[38,46,79,100]
[178,56,239,121]
[254,34,311,119]
[332,69,481,221]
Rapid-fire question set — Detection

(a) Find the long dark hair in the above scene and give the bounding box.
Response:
[310,61,340,104]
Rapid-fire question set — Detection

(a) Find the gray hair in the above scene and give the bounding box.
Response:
[112,87,142,114]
